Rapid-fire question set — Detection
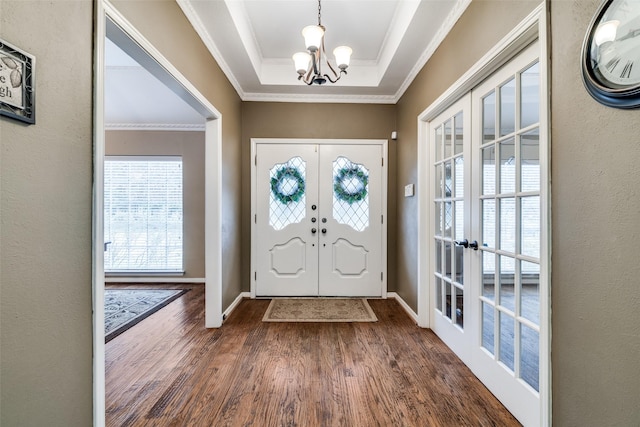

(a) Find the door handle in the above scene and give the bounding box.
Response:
[454,239,469,248]
[321,228,327,234]
[468,240,479,250]
[311,228,317,234]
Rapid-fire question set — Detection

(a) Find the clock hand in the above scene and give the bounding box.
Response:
[617,28,640,41]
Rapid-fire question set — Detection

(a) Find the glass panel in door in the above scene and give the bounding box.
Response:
[431,95,471,359]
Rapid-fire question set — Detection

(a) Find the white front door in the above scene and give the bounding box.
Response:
[428,40,546,426]
[253,140,386,297]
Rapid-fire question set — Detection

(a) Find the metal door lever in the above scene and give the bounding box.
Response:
[454,239,469,248]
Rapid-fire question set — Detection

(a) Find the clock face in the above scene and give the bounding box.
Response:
[582,0,640,107]
[588,0,640,88]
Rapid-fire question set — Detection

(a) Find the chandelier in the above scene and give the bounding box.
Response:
[292,0,352,85]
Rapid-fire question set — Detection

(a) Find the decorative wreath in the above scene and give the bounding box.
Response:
[271,166,305,204]
[334,166,369,204]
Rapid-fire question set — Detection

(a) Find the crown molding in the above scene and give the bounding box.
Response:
[393,0,472,102]
[105,123,206,131]
[242,91,396,104]
[177,0,247,100]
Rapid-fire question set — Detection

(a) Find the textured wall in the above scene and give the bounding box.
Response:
[0,1,94,425]
[550,0,640,424]
[395,0,539,310]
[106,130,206,279]
[111,0,243,309]
[241,102,397,293]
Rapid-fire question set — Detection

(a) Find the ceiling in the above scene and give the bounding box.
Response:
[105,0,470,128]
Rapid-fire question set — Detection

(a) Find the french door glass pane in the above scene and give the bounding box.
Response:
[444,242,452,279]
[483,251,495,300]
[500,78,516,136]
[454,112,464,155]
[482,302,495,354]
[500,138,516,194]
[444,202,452,238]
[455,201,464,242]
[444,161,452,197]
[500,198,516,253]
[499,255,516,312]
[521,260,540,325]
[454,157,464,197]
[435,164,443,199]
[520,324,540,392]
[483,146,496,195]
[483,91,496,143]
[435,202,443,236]
[436,277,443,311]
[521,129,540,192]
[499,312,515,371]
[435,239,442,274]
[444,119,452,159]
[521,196,540,258]
[521,62,540,129]
[483,199,496,248]
[445,281,452,319]
[454,285,464,327]
[435,125,443,161]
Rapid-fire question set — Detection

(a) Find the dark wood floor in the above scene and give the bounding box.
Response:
[105,284,520,426]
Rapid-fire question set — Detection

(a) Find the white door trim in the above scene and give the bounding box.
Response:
[416,3,550,426]
[94,2,224,425]
[250,138,388,299]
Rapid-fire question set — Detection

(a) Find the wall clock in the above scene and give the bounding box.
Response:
[581,0,640,108]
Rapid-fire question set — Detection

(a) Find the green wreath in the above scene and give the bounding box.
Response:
[334,166,369,204]
[271,166,305,204]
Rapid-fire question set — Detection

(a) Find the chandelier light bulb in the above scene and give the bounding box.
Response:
[293,52,312,75]
[333,46,352,70]
[302,25,324,52]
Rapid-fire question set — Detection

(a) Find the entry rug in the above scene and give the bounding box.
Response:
[262,298,377,323]
[105,289,188,342]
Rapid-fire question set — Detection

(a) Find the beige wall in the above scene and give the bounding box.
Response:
[111,0,243,309]
[550,0,640,424]
[106,130,206,279]
[0,1,94,425]
[241,102,397,292]
[396,0,540,311]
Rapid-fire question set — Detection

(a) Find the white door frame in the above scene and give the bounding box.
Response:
[94,1,224,425]
[416,3,550,425]
[250,138,388,299]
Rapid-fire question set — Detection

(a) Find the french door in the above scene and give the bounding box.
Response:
[252,140,386,297]
[429,41,546,426]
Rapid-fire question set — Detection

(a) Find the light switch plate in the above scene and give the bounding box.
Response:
[404,184,414,197]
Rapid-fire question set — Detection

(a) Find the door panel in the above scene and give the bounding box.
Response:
[430,95,472,361]
[319,144,382,296]
[254,142,384,297]
[255,144,318,296]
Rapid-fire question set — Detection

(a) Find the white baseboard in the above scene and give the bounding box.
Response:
[387,292,419,324]
[105,277,206,283]
[223,292,250,322]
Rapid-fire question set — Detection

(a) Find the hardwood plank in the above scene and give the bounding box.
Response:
[105,286,521,426]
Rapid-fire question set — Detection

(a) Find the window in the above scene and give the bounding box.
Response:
[104,156,183,272]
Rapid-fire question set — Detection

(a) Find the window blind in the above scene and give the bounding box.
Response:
[104,157,183,272]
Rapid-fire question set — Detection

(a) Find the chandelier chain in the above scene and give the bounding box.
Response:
[317,0,322,26]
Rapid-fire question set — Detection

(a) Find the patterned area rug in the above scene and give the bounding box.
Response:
[262,298,377,322]
[105,289,188,342]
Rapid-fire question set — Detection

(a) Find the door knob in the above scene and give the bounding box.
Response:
[321,228,327,234]
[311,228,317,234]
[454,239,469,248]
[469,240,479,250]
[311,218,317,223]
[312,204,317,210]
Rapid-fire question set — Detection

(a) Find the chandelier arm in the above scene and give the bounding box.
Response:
[323,70,346,84]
